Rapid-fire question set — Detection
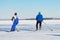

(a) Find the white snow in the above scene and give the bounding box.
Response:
[0,20,60,40]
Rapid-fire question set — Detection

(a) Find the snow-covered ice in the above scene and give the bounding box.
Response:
[0,20,60,40]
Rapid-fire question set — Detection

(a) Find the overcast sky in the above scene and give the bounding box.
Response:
[0,0,60,19]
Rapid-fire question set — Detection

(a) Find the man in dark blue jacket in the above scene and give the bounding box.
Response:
[11,13,19,31]
[36,12,43,31]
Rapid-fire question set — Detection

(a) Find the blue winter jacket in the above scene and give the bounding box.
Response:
[36,13,43,22]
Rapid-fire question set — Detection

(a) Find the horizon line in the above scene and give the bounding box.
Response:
[0,18,60,21]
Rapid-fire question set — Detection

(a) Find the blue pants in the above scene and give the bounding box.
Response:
[11,18,19,31]
[11,23,18,31]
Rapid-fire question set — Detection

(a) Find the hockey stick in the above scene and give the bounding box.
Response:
[43,21,53,31]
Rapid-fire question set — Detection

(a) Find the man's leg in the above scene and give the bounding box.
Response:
[11,23,16,31]
[36,21,38,31]
[39,21,42,30]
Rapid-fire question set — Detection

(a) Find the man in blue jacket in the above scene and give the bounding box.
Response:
[11,12,19,31]
[36,12,43,31]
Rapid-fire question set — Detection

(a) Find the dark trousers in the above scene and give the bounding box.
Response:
[36,21,42,30]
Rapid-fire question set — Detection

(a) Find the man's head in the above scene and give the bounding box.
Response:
[14,12,17,16]
[38,12,41,14]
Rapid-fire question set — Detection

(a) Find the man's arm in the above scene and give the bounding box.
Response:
[11,16,14,21]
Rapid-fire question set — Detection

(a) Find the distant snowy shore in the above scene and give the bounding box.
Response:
[0,20,60,24]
